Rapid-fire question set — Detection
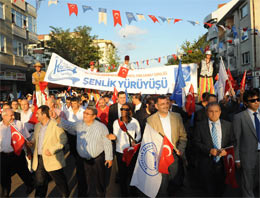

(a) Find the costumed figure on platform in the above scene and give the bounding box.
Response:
[199,50,215,101]
[32,62,49,107]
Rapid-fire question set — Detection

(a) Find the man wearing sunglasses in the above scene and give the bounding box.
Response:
[233,88,260,197]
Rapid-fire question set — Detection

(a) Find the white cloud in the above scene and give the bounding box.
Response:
[118,25,148,39]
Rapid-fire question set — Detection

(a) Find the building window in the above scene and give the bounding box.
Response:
[241,29,249,41]
[241,4,248,18]
[11,9,26,28]
[0,34,6,52]
[242,52,250,65]
[0,3,3,19]
[28,15,36,33]
[13,40,24,56]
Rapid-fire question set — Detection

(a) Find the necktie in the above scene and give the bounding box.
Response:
[253,112,260,143]
[211,122,220,162]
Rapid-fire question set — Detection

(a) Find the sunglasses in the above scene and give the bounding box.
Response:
[248,98,260,103]
[120,108,130,111]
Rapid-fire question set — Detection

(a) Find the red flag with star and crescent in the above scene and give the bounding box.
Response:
[68,3,78,16]
[112,87,118,104]
[185,84,195,116]
[118,66,129,78]
[224,146,239,188]
[112,10,122,27]
[10,124,25,156]
[148,15,159,23]
[158,136,174,174]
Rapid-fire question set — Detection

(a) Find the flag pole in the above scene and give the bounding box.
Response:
[158,132,179,153]
[9,122,29,143]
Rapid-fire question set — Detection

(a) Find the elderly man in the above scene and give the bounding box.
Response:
[32,62,49,107]
[20,99,34,133]
[27,105,69,197]
[0,109,34,197]
[56,107,113,197]
[147,95,187,196]
[194,102,235,197]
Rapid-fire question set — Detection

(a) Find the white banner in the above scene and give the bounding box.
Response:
[130,124,163,198]
[45,53,198,94]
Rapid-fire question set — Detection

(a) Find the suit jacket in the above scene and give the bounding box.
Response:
[194,119,235,161]
[233,110,259,169]
[147,112,187,154]
[194,107,207,127]
[108,103,118,133]
[134,108,151,136]
[32,120,67,172]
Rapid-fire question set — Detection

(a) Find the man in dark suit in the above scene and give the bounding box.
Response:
[108,91,126,133]
[194,102,235,197]
[134,96,156,137]
[233,89,260,197]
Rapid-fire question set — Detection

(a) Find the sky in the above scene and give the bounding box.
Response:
[26,0,230,68]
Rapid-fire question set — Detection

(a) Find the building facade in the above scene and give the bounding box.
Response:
[204,0,260,88]
[0,0,38,100]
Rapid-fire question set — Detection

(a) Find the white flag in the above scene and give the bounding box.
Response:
[217,57,228,102]
[130,124,163,198]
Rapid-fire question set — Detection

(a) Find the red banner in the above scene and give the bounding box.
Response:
[118,66,129,78]
[10,124,25,156]
[68,3,78,16]
[112,10,122,27]
[158,136,174,174]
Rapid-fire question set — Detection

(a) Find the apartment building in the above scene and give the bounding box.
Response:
[204,0,260,88]
[0,0,38,100]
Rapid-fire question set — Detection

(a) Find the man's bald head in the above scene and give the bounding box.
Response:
[2,108,14,123]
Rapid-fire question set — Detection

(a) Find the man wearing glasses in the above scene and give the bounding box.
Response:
[233,88,260,197]
[55,107,113,197]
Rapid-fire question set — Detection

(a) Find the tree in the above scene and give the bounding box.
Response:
[47,26,101,69]
[106,47,120,72]
[166,34,209,65]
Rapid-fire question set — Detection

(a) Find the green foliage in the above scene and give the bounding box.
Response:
[106,47,120,72]
[166,34,209,65]
[47,26,101,69]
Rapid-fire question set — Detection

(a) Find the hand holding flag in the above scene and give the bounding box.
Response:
[10,123,27,156]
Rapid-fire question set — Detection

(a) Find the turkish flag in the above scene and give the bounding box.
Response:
[136,61,139,67]
[148,15,159,23]
[67,86,71,91]
[224,146,239,188]
[158,57,161,63]
[146,60,149,65]
[118,66,129,78]
[185,84,195,116]
[226,69,239,91]
[227,40,233,44]
[112,87,118,104]
[39,81,48,100]
[122,143,141,167]
[10,124,25,156]
[204,22,213,28]
[174,19,182,24]
[240,71,247,90]
[172,54,177,60]
[112,10,122,27]
[68,3,78,16]
[158,136,174,174]
[28,105,38,125]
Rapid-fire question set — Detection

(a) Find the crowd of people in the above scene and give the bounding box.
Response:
[0,85,259,197]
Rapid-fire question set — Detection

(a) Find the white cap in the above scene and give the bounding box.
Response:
[205,50,212,55]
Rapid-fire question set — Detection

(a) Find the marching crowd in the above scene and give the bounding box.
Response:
[0,86,259,198]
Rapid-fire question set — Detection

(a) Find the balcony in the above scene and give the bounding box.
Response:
[227,46,234,56]
[27,31,38,44]
[12,24,26,39]
[12,0,25,11]
[26,4,37,18]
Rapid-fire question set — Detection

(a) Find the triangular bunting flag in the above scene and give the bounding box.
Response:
[158,57,161,63]
[148,15,159,23]
[167,18,172,24]
[82,5,93,13]
[187,20,196,26]
[136,13,145,21]
[158,16,167,23]
[174,19,182,24]
[125,12,137,24]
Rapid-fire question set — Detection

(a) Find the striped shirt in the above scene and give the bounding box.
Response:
[60,119,113,161]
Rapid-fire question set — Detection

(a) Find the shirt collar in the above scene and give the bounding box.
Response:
[159,112,170,119]
[208,119,220,125]
[247,108,260,115]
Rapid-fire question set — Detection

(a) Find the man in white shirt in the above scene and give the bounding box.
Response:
[147,95,187,196]
[20,99,34,133]
[64,97,86,197]
[0,109,34,196]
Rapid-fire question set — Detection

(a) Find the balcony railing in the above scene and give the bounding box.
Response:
[12,24,27,39]
[27,31,38,44]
